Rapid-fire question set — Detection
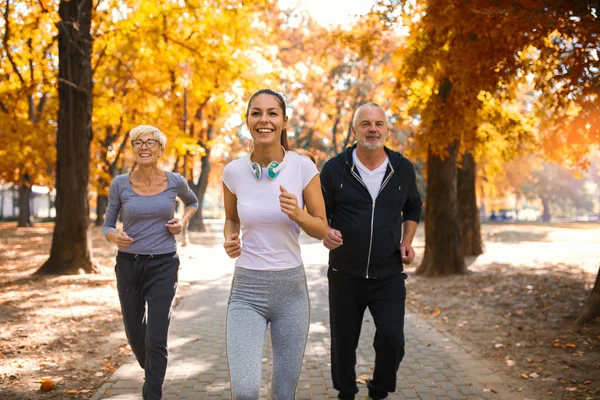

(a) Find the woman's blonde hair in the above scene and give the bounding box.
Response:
[129,125,167,147]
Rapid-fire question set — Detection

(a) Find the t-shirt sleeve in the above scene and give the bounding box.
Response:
[102,176,122,239]
[175,173,199,208]
[300,156,319,189]
[222,162,236,195]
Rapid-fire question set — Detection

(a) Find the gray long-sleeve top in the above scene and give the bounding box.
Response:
[102,172,199,255]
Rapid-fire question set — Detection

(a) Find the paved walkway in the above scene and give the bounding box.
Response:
[90,240,524,400]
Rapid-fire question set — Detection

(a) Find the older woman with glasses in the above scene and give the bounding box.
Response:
[103,125,198,400]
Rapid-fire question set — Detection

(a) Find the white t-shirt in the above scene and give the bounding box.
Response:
[352,149,389,200]
[222,151,319,270]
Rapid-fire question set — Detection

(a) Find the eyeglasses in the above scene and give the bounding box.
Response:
[131,139,159,148]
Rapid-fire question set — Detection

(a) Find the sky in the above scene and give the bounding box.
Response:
[278,0,376,28]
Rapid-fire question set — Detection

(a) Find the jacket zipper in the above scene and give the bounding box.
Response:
[366,200,375,278]
[349,161,395,278]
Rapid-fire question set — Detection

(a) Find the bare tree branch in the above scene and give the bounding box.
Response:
[110,116,128,170]
[3,0,26,84]
[91,44,107,77]
[37,0,48,13]
[34,94,48,123]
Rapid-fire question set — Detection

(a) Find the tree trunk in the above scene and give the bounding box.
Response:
[457,152,483,256]
[188,149,211,232]
[95,194,107,227]
[575,266,600,325]
[541,197,551,222]
[37,0,97,275]
[416,143,466,276]
[18,173,33,227]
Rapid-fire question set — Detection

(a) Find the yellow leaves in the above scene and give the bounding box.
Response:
[171,136,205,157]
[565,101,582,117]
[477,90,493,103]
[0,113,56,185]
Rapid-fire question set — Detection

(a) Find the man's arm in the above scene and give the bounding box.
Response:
[320,161,343,249]
[400,161,422,264]
[400,220,418,264]
[320,160,337,223]
[402,162,423,224]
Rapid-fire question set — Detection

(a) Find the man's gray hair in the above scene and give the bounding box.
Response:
[352,103,389,128]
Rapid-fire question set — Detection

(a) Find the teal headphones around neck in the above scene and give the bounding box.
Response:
[247,147,288,181]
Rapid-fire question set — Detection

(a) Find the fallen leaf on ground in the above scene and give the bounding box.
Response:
[40,378,55,391]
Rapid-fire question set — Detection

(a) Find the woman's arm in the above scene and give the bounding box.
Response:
[280,174,328,240]
[223,183,241,258]
[181,205,197,226]
[167,176,199,234]
[102,178,121,241]
[102,178,135,248]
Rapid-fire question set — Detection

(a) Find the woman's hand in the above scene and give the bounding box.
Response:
[166,218,184,234]
[113,231,134,249]
[279,186,303,223]
[223,232,241,258]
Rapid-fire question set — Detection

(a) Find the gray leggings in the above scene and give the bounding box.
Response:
[226,265,310,400]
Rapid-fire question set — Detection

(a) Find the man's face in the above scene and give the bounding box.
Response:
[353,106,388,150]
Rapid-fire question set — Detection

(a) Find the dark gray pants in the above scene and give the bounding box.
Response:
[115,251,179,400]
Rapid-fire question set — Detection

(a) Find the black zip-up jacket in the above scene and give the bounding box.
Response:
[320,145,422,279]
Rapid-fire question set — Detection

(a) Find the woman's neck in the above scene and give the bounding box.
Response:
[133,165,163,185]
[251,144,284,167]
